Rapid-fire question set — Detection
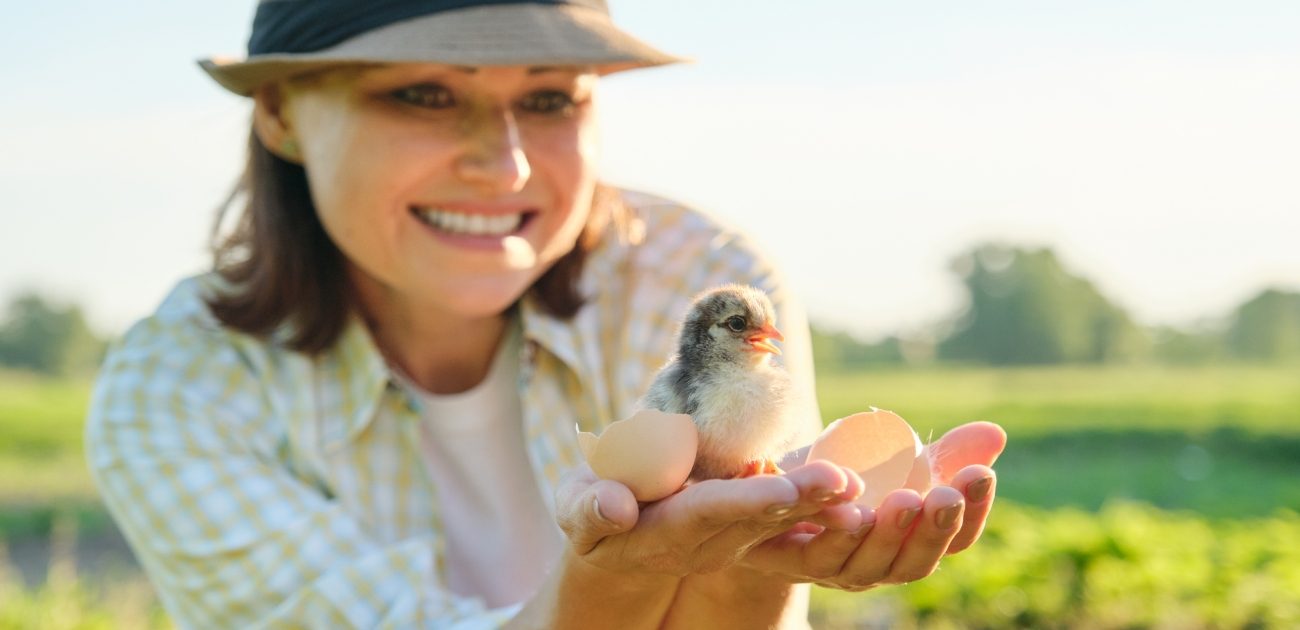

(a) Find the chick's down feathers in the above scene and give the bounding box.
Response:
[641,285,798,480]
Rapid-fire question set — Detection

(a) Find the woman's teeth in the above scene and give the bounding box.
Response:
[414,207,524,236]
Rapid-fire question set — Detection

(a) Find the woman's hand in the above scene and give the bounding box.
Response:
[736,421,1007,590]
[555,459,870,577]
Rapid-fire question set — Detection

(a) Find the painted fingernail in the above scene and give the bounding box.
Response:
[966,477,993,503]
[765,503,797,517]
[936,504,962,529]
[811,488,839,503]
[853,520,876,538]
[897,506,922,529]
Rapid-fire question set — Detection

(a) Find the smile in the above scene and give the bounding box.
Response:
[411,206,534,237]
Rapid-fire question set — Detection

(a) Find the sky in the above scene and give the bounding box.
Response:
[2,1,1298,339]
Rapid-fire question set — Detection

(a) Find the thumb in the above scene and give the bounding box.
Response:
[932,421,1007,484]
[556,475,639,555]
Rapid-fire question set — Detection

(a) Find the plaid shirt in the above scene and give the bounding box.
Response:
[86,191,820,629]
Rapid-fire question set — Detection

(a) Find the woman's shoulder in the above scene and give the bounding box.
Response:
[87,273,312,458]
[111,272,261,350]
[615,189,780,281]
[610,188,787,300]
[91,274,300,416]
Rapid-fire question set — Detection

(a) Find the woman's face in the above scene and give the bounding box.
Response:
[275,63,600,321]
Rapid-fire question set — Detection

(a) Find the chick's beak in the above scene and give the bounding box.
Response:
[747,322,785,355]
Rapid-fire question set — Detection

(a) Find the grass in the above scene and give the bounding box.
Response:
[0,371,101,538]
[0,512,170,629]
[815,362,1300,437]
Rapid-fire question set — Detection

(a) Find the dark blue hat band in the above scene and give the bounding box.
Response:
[248,0,591,56]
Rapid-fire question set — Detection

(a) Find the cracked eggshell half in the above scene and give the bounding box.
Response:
[808,409,930,508]
[576,409,698,502]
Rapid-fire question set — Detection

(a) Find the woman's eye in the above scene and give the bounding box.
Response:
[520,90,576,115]
[726,316,747,332]
[391,84,455,109]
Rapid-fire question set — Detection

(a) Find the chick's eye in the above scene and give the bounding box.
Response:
[725,316,747,332]
[392,84,455,109]
[520,90,576,115]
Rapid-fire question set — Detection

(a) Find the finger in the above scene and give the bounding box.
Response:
[781,460,859,511]
[795,505,874,580]
[685,462,856,571]
[676,475,801,537]
[945,466,997,554]
[797,501,864,532]
[684,459,851,532]
[557,475,640,555]
[740,529,818,576]
[886,486,963,583]
[728,498,868,576]
[737,504,871,579]
[553,465,599,543]
[837,489,924,587]
[930,422,1006,485]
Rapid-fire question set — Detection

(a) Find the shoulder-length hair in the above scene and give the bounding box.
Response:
[206,128,616,355]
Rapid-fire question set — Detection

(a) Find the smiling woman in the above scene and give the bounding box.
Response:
[84,1,1003,628]
[212,62,608,362]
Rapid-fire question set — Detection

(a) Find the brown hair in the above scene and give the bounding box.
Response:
[206,128,614,355]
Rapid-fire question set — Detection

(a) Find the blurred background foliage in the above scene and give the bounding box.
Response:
[0,294,105,378]
[810,242,1300,370]
[1,241,1298,628]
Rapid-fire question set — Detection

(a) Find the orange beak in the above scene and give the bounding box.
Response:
[746,322,785,355]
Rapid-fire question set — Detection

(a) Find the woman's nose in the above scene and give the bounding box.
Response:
[454,105,531,195]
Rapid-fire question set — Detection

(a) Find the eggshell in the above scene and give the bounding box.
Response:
[807,409,926,508]
[903,443,934,495]
[576,410,698,502]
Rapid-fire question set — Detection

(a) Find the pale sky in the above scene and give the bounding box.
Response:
[2,1,1298,339]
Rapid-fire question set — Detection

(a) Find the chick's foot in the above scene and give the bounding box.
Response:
[733,459,784,478]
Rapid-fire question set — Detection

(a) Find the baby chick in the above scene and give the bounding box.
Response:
[641,285,797,480]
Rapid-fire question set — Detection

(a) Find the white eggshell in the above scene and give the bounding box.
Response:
[807,409,926,508]
[576,410,698,502]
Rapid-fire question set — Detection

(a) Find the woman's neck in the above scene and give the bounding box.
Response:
[351,274,511,395]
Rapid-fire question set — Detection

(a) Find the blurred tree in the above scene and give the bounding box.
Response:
[1226,289,1300,361]
[0,292,105,376]
[938,244,1147,364]
[1150,325,1224,365]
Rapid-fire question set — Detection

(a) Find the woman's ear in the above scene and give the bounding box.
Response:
[252,83,302,163]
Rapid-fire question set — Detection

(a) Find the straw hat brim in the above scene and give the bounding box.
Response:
[200,4,687,96]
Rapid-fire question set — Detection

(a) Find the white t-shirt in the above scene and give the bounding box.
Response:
[393,325,564,608]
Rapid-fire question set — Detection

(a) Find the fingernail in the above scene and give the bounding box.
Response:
[853,520,875,538]
[966,477,993,503]
[811,488,839,503]
[897,506,921,529]
[936,504,962,529]
[592,497,614,526]
[765,503,797,517]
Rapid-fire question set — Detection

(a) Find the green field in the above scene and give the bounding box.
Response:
[817,364,1300,517]
[1,364,1298,628]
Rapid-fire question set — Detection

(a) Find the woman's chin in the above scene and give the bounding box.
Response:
[424,280,532,320]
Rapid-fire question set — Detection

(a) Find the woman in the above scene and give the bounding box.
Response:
[87,1,1006,627]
